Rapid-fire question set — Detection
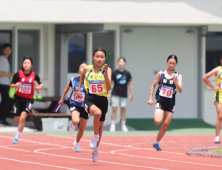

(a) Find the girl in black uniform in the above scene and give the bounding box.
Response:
[147,55,182,151]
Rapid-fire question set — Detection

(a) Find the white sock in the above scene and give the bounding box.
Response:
[94,134,99,139]
[15,131,21,140]
[215,136,220,140]
[154,140,158,144]
[74,140,78,144]
[121,121,126,126]
[111,120,115,125]
[71,124,76,129]
[93,146,99,152]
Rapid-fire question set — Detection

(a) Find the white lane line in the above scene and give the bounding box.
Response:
[0,145,30,152]
[0,156,79,170]
[34,147,170,170]
[110,149,222,168]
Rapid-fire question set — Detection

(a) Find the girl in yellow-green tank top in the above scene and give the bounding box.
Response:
[203,57,222,144]
[77,47,112,162]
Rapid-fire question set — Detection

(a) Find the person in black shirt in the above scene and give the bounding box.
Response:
[108,57,133,132]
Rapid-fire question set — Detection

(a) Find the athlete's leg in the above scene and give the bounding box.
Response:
[89,105,102,135]
[72,111,80,126]
[97,121,105,147]
[76,117,88,143]
[215,102,222,136]
[18,111,28,132]
[154,109,164,126]
[156,111,173,142]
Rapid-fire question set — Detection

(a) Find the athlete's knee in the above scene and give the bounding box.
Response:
[72,120,79,126]
[154,120,161,126]
[94,110,102,118]
[14,118,19,124]
[218,113,222,120]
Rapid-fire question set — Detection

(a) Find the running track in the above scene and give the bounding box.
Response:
[0,134,221,170]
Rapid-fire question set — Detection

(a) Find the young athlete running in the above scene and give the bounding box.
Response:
[10,56,43,143]
[203,56,222,143]
[58,62,88,151]
[147,55,182,151]
[77,47,112,162]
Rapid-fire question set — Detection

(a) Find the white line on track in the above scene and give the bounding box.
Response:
[110,148,222,168]
[0,145,30,152]
[33,147,170,170]
[0,156,79,170]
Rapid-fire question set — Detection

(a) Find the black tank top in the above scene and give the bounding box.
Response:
[155,70,179,104]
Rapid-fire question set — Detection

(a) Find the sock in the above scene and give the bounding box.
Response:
[111,120,115,125]
[74,140,78,144]
[215,136,220,140]
[94,134,99,139]
[154,140,158,144]
[15,131,22,140]
[94,146,99,152]
[121,121,126,126]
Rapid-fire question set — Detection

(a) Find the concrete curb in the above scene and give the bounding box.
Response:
[187,147,222,158]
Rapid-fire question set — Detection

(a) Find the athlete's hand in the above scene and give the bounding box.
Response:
[172,73,177,83]
[76,90,81,99]
[147,99,156,105]
[213,86,221,91]
[34,85,41,90]
[129,94,133,101]
[58,99,64,106]
[103,64,109,74]
[14,82,21,88]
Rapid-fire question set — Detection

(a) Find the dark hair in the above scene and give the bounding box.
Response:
[22,56,33,71]
[167,55,178,63]
[118,57,126,62]
[80,62,87,65]
[93,47,106,57]
[2,43,11,50]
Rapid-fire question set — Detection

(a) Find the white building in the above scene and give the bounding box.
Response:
[0,0,222,126]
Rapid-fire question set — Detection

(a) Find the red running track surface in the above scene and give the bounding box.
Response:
[0,134,221,170]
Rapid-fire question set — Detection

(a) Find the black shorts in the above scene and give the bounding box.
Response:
[155,100,175,113]
[69,104,89,120]
[14,95,33,116]
[84,94,108,122]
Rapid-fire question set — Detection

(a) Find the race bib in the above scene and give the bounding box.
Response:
[18,83,32,94]
[159,85,173,98]
[71,92,85,102]
[89,80,104,94]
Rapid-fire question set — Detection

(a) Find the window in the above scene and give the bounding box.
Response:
[68,34,86,73]
[93,31,115,70]
[18,30,40,73]
[206,32,222,73]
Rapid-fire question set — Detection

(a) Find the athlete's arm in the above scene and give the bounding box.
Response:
[203,67,220,90]
[10,72,20,88]
[59,84,71,106]
[34,73,43,90]
[129,81,133,101]
[173,73,182,93]
[147,72,161,105]
[107,80,114,100]
[77,65,87,99]
[104,64,112,91]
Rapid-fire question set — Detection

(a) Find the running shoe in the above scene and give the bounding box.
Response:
[214,136,221,144]
[69,124,75,134]
[90,137,99,148]
[92,148,98,162]
[74,141,81,152]
[12,138,18,144]
[153,143,162,151]
[110,124,115,132]
[122,125,128,132]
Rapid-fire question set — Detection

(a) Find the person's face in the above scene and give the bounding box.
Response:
[93,51,106,67]
[78,63,87,74]
[118,58,126,68]
[167,58,177,70]
[2,47,12,57]
[23,59,32,71]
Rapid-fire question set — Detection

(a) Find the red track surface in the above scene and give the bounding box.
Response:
[0,134,222,170]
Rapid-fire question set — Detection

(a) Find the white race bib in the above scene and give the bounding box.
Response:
[71,91,85,102]
[89,80,104,94]
[18,83,32,94]
[159,85,174,98]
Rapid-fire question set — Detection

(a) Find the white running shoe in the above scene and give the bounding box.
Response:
[74,141,81,152]
[214,136,220,143]
[110,124,115,132]
[90,137,99,148]
[122,125,128,132]
[92,148,98,162]
[69,124,75,134]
